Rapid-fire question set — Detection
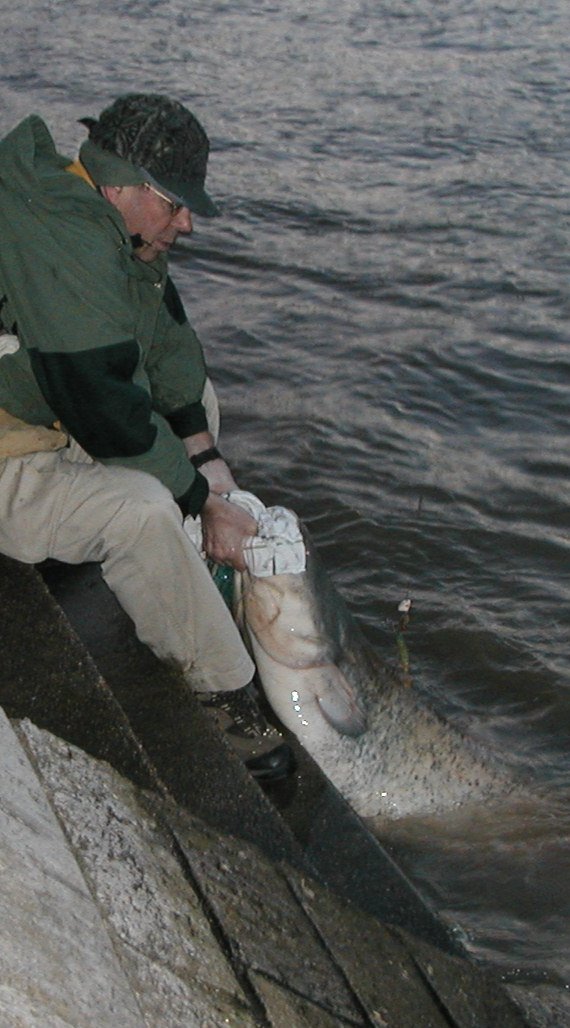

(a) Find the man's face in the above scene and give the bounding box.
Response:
[104,183,193,262]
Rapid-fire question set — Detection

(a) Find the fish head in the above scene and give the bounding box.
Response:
[242,567,368,738]
[242,571,329,669]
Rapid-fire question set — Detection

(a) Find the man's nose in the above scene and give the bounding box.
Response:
[174,207,193,233]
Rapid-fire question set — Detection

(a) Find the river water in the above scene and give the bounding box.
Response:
[1,0,569,1010]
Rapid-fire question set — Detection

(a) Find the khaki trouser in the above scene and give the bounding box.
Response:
[0,380,253,693]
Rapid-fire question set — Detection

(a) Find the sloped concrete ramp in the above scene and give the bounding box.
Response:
[0,553,552,1025]
[1,711,532,1027]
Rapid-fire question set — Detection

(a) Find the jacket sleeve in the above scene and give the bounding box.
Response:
[145,276,210,439]
[2,202,207,514]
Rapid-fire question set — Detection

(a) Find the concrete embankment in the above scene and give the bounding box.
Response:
[0,554,553,1026]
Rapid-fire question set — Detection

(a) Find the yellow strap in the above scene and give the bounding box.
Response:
[0,408,68,458]
[65,159,96,188]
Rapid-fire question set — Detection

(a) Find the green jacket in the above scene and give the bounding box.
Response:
[0,115,209,515]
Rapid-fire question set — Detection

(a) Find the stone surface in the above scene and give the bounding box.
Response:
[17,719,254,1028]
[172,819,366,1025]
[0,554,156,791]
[0,708,144,1028]
[506,983,570,1028]
[397,931,529,1028]
[0,985,78,1028]
[0,704,533,1028]
[117,945,256,1028]
[286,870,450,1027]
[0,555,536,1027]
[250,973,359,1027]
[287,866,527,1027]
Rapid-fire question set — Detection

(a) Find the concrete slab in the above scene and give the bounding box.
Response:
[0,555,538,1027]
[287,864,526,1026]
[277,745,459,951]
[250,972,359,1027]
[0,705,534,1028]
[505,983,570,1028]
[38,558,461,954]
[171,817,372,1025]
[0,985,77,1028]
[112,944,256,1028]
[0,554,157,791]
[0,709,144,1028]
[17,719,255,1028]
[286,870,450,1027]
[395,930,528,1028]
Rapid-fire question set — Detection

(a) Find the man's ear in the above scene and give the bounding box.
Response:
[99,185,122,202]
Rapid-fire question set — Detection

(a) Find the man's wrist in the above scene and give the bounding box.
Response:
[190,446,223,469]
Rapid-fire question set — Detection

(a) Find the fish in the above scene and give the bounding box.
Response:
[235,526,520,821]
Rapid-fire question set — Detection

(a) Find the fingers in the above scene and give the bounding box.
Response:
[201,493,257,569]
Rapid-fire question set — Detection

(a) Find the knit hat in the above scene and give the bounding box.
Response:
[78,93,218,216]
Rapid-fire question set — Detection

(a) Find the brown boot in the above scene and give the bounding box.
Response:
[197,683,294,781]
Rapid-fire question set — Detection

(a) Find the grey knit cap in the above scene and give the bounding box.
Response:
[78,93,218,217]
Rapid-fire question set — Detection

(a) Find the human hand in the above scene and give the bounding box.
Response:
[200,493,258,571]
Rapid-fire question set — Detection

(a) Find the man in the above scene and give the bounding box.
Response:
[0,94,293,780]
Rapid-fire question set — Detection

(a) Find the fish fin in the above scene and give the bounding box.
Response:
[317,671,367,737]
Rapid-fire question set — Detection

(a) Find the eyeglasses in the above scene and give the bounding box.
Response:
[143,182,184,218]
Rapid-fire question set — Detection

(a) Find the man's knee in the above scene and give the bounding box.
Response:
[76,470,184,564]
[111,488,182,545]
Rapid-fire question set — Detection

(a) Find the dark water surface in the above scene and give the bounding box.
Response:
[1,0,569,1003]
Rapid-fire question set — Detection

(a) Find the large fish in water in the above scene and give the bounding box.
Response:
[236,526,520,821]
